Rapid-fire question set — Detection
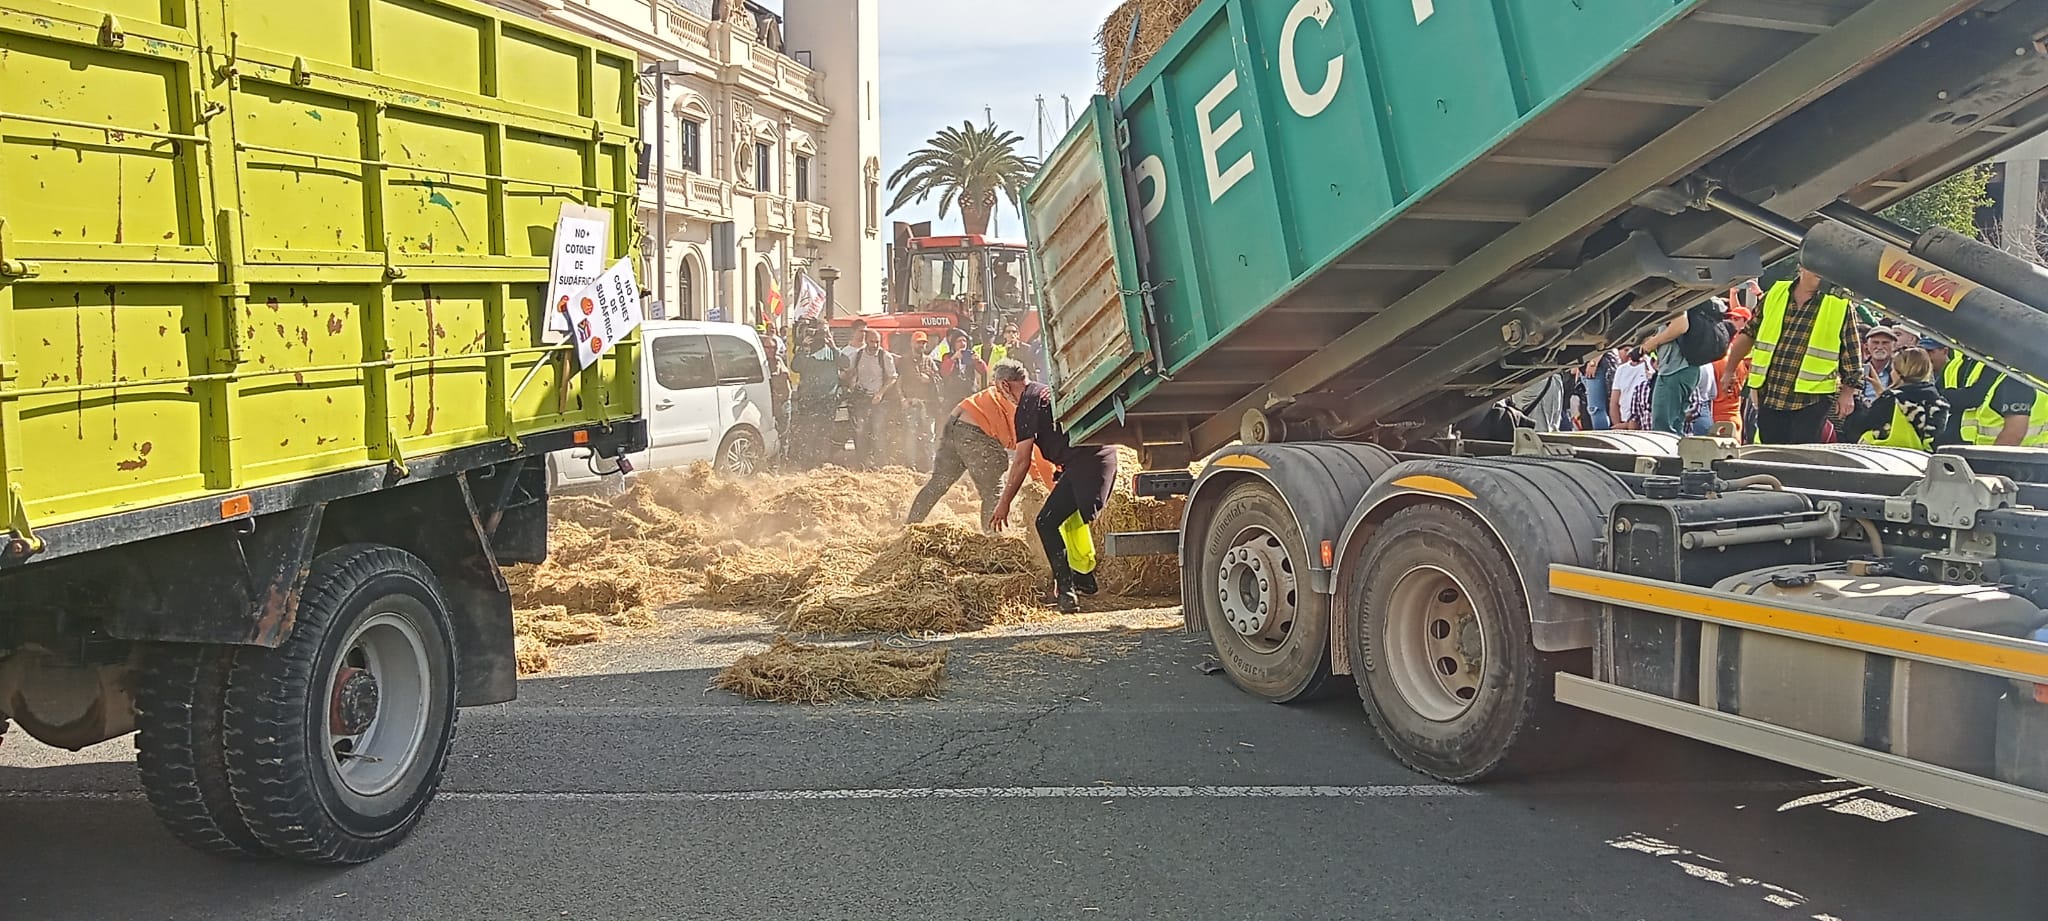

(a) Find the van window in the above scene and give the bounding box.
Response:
[709,334,766,385]
[652,334,715,391]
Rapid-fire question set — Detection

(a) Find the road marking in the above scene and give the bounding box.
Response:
[4,779,1836,804]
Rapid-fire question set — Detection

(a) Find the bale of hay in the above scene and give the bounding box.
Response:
[514,605,608,647]
[1097,0,1203,94]
[713,637,948,703]
[1094,492,1186,597]
[515,635,554,674]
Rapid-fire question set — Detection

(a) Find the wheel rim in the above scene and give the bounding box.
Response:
[323,611,432,799]
[1215,526,1299,653]
[722,433,762,476]
[1382,565,1487,722]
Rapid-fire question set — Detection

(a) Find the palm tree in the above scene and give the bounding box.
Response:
[886,121,1038,235]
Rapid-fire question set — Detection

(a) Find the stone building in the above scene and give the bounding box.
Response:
[484,0,884,322]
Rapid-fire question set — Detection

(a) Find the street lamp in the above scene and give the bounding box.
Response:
[818,265,841,321]
[641,60,688,318]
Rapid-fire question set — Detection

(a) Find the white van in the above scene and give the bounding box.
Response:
[550,321,778,489]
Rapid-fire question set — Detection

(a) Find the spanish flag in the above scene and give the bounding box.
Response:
[765,278,786,319]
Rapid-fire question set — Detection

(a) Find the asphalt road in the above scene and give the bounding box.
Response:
[3,618,2044,921]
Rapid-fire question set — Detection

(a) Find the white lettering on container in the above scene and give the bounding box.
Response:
[1196,71,1254,203]
[1281,0,1343,118]
[1414,0,1435,23]
[1136,155,1167,223]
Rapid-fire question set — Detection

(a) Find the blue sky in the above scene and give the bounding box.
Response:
[876,0,1121,236]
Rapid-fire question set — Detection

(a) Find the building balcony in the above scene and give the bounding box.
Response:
[794,201,831,242]
[754,195,793,236]
[641,170,734,218]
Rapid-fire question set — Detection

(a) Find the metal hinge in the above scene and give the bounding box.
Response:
[291,56,314,87]
[98,14,124,48]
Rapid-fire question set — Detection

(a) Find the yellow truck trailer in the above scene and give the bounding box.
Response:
[0,0,644,863]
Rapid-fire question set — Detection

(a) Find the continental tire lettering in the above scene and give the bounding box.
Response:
[1196,71,1254,203]
[1281,0,1343,118]
[1137,155,1168,224]
[1877,245,1980,312]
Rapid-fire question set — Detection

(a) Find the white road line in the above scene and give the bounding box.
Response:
[3,780,1837,804]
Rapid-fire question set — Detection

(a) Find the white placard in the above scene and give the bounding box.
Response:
[796,273,827,320]
[571,257,644,369]
[545,204,613,335]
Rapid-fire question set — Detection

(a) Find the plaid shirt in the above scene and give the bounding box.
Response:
[1744,284,1864,411]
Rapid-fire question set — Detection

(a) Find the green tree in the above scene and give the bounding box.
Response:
[886,122,1038,235]
[1881,165,1994,236]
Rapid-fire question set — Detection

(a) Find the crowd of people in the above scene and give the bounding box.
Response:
[755,315,1051,470]
[1501,263,2046,451]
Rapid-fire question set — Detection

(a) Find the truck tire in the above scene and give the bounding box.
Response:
[1194,480,1334,703]
[135,645,270,857]
[221,544,460,865]
[1348,503,1578,782]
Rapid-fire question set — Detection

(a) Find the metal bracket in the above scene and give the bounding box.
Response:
[4,484,42,560]
[1884,454,2016,529]
[98,14,125,48]
[290,56,314,87]
[1511,428,1572,457]
[1677,435,1739,473]
[1927,526,1999,585]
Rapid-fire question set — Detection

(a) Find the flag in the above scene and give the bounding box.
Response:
[795,273,827,320]
[766,278,786,319]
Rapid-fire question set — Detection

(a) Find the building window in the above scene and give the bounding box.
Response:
[794,155,812,202]
[754,143,774,194]
[680,119,703,174]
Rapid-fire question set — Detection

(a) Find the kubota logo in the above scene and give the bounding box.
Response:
[1877,246,1979,311]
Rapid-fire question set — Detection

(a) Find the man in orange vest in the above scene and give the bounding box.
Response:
[906,367,1057,528]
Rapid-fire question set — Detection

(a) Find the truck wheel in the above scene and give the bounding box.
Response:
[1195,480,1334,703]
[135,645,270,856]
[718,427,765,476]
[1349,504,1573,782]
[222,544,459,865]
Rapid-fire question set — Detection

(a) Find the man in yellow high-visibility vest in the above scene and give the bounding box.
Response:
[1719,265,1863,444]
[1929,337,2048,447]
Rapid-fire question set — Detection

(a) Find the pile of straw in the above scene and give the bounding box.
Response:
[702,523,1047,635]
[1096,0,1203,94]
[713,637,949,703]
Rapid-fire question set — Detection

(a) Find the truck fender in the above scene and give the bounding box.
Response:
[1329,457,1631,669]
[321,467,523,706]
[1180,443,1395,633]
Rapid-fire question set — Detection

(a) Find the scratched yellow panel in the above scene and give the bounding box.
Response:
[502,129,584,259]
[10,283,207,524]
[235,0,356,67]
[237,83,369,252]
[234,286,373,484]
[496,25,581,118]
[0,33,186,248]
[81,0,185,26]
[381,111,489,257]
[388,284,491,450]
[370,0,484,97]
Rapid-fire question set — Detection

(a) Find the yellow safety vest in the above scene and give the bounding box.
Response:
[1960,373,2048,446]
[1858,400,1933,450]
[1746,282,1850,394]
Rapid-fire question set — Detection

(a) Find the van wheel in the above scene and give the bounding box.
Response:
[1348,503,1575,782]
[1193,480,1334,703]
[718,427,765,476]
[221,544,459,865]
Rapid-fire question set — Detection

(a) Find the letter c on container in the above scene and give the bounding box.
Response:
[1136,155,1167,224]
[1281,0,1343,118]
